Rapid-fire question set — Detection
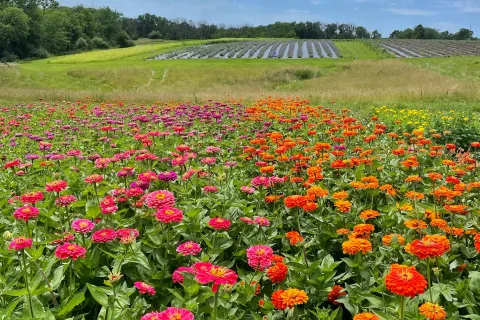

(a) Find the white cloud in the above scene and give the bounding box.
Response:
[440,0,480,12]
[385,8,437,15]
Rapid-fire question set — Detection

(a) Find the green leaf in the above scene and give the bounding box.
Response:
[87,283,109,307]
[375,311,399,320]
[55,292,85,317]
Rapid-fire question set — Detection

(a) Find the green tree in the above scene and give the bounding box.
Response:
[455,28,473,40]
[355,26,370,38]
[0,6,30,58]
[371,30,382,39]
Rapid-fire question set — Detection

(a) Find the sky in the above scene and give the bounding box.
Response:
[58,0,480,36]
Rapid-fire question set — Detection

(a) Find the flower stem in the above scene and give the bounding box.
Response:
[213,289,219,320]
[426,259,433,302]
[399,295,405,320]
[21,251,34,318]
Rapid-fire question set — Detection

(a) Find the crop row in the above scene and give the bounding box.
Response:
[153,40,343,60]
[375,39,480,58]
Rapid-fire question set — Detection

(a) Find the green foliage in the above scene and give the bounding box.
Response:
[91,37,110,50]
[148,30,162,39]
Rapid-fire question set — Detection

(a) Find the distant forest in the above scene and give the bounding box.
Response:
[0,0,476,61]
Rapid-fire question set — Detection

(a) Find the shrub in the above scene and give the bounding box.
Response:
[117,31,136,48]
[148,30,162,39]
[75,37,89,51]
[91,37,110,50]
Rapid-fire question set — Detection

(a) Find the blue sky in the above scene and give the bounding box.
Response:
[59,0,480,36]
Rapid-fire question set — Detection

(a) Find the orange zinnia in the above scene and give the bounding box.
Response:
[359,209,380,220]
[284,195,307,209]
[280,288,308,308]
[353,224,375,234]
[353,313,380,320]
[335,200,352,213]
[285,231,304,245]
[404,219,427,230]
[407,235,450,259]
[342,239,372,255]
[385,264,427,297]
[419,302,446,320]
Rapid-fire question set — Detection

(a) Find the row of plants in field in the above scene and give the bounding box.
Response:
[154,40,343,59]
[374,39,480,58]
[2,98,480,319]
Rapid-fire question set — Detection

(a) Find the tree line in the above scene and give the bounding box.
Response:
[0,1,476,61]
[390,25,474,40]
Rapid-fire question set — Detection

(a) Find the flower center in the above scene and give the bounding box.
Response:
[256,249,265,255]
[400,270,413,281]
[156,193,165,200]
[165,210,174,215]
[67,245,75,250]
[216,218,224,223]
[79,222,88,228]
[169,314,182,320]
[210,267,227,277]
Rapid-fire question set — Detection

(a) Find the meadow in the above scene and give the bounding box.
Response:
[1,39,480,109]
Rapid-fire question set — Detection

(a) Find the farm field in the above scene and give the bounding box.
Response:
[1,39,480,107]
[374,40,480,58]
[2,97,480,320]
[153,39,343,59]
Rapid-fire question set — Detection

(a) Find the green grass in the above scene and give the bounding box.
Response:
[408,56,480,83]
[334,41,383,59]
[1,39,480,107]
[46,40,208,64]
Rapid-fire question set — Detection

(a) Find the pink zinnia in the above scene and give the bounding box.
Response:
[145,190,175,209]
[194,262,238,292]
[246,245,274,271]
[208,217,231,230]
[240,217,255,225]
[240,186,255,194]
[251,176,271,188]
[56,195,77,207]
[134,281,156,295]
[138,171,159,183]
[9,237,33,251]
[202,186,218,193]
[72,219,95,234]
[117,228,139,244]
[20,191,44,204]
[92,228,117,243]
[255,217,270,227]
[84,174,103,184]
[13,205,40,221]
[156,207,183,223]
[158,307,194,320]
[201,157,217,165]
[55,242,86,260]
[126,187,144,198]
[176,242,202,256]
[45,180,68,193]
[172,266,195,283]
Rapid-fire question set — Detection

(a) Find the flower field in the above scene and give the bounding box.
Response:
[2,98,480,320]
[153,40,342,60]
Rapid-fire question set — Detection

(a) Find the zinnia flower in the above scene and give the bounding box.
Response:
[157,307,194,320]
[280,288,308,308]
[419,302,446,320]
[9,237,33,250]
[342,239,372,255]
[285,231,304,245]
[267,262,288,284]
[407,235,450,259]
[92,228,117,243]
[56,195,77,206]
[272,290,287,310]
[176,242,202,256]
[194,262,238,292]
[246,245,274,270]
[134,282,156,295]
[353,313,380,320]
[172,266,195,283]
[385,264,427,297]
[55,242,87,260]
[145,190,175,209]
[208,217,231,230]
[156,207,183,223]
[45,180,68,193]
[72,219,95,234]
[20,191,44,204]
[284,195,307,209]
[328,285,347,305]
[13,205,40,221]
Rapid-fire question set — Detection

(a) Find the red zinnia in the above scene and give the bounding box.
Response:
[55,242,87,260]
[92,228,117,243]
[45,180,68,193]
[385,264,427,297]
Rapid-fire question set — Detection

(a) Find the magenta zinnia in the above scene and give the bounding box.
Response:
[145,190,175,209]
[246,245,274,270]
[194,262,238,292]
[55,242,87,260]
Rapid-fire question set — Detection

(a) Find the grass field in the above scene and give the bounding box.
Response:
[1,39,480,109]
